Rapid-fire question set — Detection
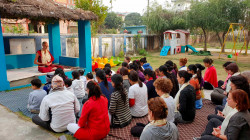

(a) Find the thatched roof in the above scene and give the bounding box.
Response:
[0,0,97,21]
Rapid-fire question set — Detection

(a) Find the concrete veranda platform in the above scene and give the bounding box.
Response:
[0,105,56,140]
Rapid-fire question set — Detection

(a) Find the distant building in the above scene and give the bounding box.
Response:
[121,26,147,35]
[116,12,130,21]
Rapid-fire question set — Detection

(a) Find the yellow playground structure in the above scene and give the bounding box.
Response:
[219,23,247,61]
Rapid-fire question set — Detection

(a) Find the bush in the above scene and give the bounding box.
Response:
[138,49,147,56]
[118,51,124,58]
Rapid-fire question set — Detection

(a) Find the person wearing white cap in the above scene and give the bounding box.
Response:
[32,75,80,132]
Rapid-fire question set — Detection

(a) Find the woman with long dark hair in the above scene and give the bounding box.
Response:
[67,81,110,140]
[129,63,146,82]
[128,70,148,117]
[120,67,131,91]
[174,70,196,123]
[109,74,132,128]
[188,64,205,109]
[159,65,179,98]
[144,69,158,100]
[96,69,114,107]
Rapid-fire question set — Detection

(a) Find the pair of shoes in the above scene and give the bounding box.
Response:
[193,137,201,140]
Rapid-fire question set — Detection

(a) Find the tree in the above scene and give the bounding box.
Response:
[208,0,247,52]
[124,13,142,26]
[187,1,213,51]
[75,0,108,34]
[242,0,250,52]
[104,12,122,29]
[75,0,108,57]
[143,2,187,35]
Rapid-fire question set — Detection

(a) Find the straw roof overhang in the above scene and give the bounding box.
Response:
[0,0,97,21]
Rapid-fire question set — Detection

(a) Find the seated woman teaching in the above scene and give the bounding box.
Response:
[34,41,64,73]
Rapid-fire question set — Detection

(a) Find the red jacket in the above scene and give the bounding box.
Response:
[74,96,110,140]
[204,66,218,88]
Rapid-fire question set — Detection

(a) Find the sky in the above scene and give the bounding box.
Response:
[102,0,171,15]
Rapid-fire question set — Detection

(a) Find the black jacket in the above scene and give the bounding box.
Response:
[146,80,159,100]
[179,85,196,121]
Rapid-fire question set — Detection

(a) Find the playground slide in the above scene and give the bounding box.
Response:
[186,45,198,53]
[160,46,171,56]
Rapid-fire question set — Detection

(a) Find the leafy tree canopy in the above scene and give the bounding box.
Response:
[75,0,108,35]
[104,12,123,29]
[124,12,142,26]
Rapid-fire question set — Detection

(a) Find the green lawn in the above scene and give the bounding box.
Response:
[193,41,249,50]
[113,51,250,81]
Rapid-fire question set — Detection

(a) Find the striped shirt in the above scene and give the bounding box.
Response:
[109,90,132,128]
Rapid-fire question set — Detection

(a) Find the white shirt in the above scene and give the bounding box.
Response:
[39,90,80,132]
[179,66,187,71]
[111,70,116,76]
[128,83,148,117]
[71,79,85,98]
[80,76,87,89]
[161,96,175,123]
[66,87,74,94]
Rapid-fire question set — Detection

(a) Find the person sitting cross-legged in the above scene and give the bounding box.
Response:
[140,97,179,140]
[109,74,132,128]
[128,70,148,117]
[27,79,47,114]
[174,70,196,124]
[32,75,80,132]
[67,81,110,139]
[198,89,250,140]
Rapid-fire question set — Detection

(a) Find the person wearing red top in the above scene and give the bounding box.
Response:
[34,41,64,73]
[203,58,218,89]
[67,81,110,140]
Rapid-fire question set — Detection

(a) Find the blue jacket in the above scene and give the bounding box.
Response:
[99,81,114,107]
[143,63,153,70]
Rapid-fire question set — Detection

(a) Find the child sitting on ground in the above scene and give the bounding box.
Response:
[79,69,87,88]
[43,73,53,94]
[64,79,74,93]
[27,79,47,114]
[71,70,85,99]
[86,72,94,88]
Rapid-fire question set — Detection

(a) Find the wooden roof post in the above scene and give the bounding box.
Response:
[48,21,61,64]
[0,16,10,91]
[78,20,92,73]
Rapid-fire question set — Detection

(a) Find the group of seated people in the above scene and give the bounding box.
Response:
[193,61,250,140]
[27,55,250,140]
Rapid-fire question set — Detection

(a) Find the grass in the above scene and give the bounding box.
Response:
[193,41,249,50]
[112,51,250,81]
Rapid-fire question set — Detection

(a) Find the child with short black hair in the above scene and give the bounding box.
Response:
[71,70,86,99]
[85,72,94,89]
[65,79,74,93]
[79,69,87,84]
[28,79,47,114]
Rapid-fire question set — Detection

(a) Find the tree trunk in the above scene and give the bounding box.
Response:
[202,28,207,51]
[222,32,226,53]
[246,30,250,55]
[217,32,227,53]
